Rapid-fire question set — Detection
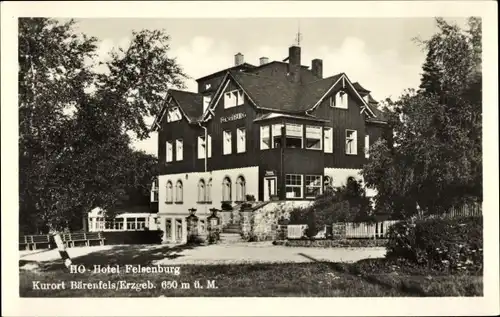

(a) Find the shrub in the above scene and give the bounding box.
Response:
[100,230,163,245]
[221,202,233,211]
[245,194,256,202]
[386,216,482,273]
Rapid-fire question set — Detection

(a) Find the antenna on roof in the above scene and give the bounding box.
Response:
[295,20,302,47]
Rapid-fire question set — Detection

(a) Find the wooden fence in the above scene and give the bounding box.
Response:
[444,203,482,218]
[344,220,398,239]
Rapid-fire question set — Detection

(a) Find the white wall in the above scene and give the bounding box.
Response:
[158,166,259,217]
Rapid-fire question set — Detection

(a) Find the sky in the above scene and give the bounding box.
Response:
[72,17,467,157]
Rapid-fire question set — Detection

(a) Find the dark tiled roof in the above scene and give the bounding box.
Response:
[231,71,344,113]
[195,63,256,82]
[352,82,371,96]
[168,89,204,121]
[366,105,389,123]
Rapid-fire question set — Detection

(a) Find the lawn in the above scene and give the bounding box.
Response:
[19,244,482,297]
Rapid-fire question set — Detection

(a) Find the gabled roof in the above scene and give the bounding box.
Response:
[168,89,204,121]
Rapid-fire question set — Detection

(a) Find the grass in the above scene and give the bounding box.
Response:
[19,244,483,297]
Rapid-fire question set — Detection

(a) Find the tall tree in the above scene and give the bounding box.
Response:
[362,17,482,217]
[19,18,186,233]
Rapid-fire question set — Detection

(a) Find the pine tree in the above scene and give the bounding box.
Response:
[418,46,442,95]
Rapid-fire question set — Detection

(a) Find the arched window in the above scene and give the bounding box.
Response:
[222,176,232,202]
[198,179,206,203]
[166,181,173,202]
[236,176,246,202]
[175,180,183,203]
[206,178,212,202]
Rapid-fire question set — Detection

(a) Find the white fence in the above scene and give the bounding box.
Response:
[284,220,399,239]
[287,224,308,239]
[344,220,398,239]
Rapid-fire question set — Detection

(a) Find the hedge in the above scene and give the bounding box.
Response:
[100,230,163,245]
[386,216,482,273]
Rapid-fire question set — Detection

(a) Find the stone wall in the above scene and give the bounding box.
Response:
[241,201,313,241]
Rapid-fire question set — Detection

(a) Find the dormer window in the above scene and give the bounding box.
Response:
[330,90,348,109]
[224,89,244,109]
[167,107,182,122]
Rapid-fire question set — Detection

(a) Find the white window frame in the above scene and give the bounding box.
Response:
[365,134,370,158]
[207,135,212,158]
[175,180,183,203]
[305,175,323,199]
[224,89,244,109]
[197,179,206,203]
[272,123,284,148]
[331,90,348,109]
[166,181,173,203]
[175,139,183,161]
[285,123,303,148]
[166,141,173,162]
[324,127,333,153]
[285,174,303,199]
[203,95,211,113]
[206,178,212,202]
[237,127,246,153]
[235,176,246,202]
[222,177,232,202]
[345,129,358,155]
[167,107,182,122]
[223,130,232,155]
[305,125,323,150]
[260,125,270,150]
[151,179,159,202]
[197,135,207,159]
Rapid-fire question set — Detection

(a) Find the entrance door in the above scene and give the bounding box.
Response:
[263,177,277,201]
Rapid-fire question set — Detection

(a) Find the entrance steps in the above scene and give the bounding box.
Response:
[219,233,242,244]
[222,223,240,234]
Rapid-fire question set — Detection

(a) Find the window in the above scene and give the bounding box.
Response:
[167,107,182,122]
[166,181,173,203]
[206,178,212,202]
[330,90,348,109]
[127,219,136,230]
[136,217,146,230]
[260,126,270,150]
[305,175,322,198]
[235,176,246,202]
[224,89,244,108]
[165,219,172,240]
[205,83,212,91]
[223,130,232,155]
[175,180,183,203]
[285,174,303,198]
[175,139,183,161]
[306,125,322,150]
[272,124,284,148]
[222,177,232,201]
[237,127,246,153]
[151,179,159,202]
[166,141,173,162]
[346,130,358,155]
[198,135,212,159]
[203,95,211,113]
[198,179,206,203]
[324,127,333,153]
[285,124,303,148]
[365,134,370,158]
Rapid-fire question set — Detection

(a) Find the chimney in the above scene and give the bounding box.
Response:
[312,59,323,79]
[288,45,301,83]
[234,53,244,66]
[259,57,269,66]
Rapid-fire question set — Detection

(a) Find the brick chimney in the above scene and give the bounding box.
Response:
[235,53,244,66]
[312,59,323,79]
[259,57,269,66]
[288,45,301,83]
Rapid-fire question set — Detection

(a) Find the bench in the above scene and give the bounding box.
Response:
[19,234,52,251]
[62,232,105,248]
